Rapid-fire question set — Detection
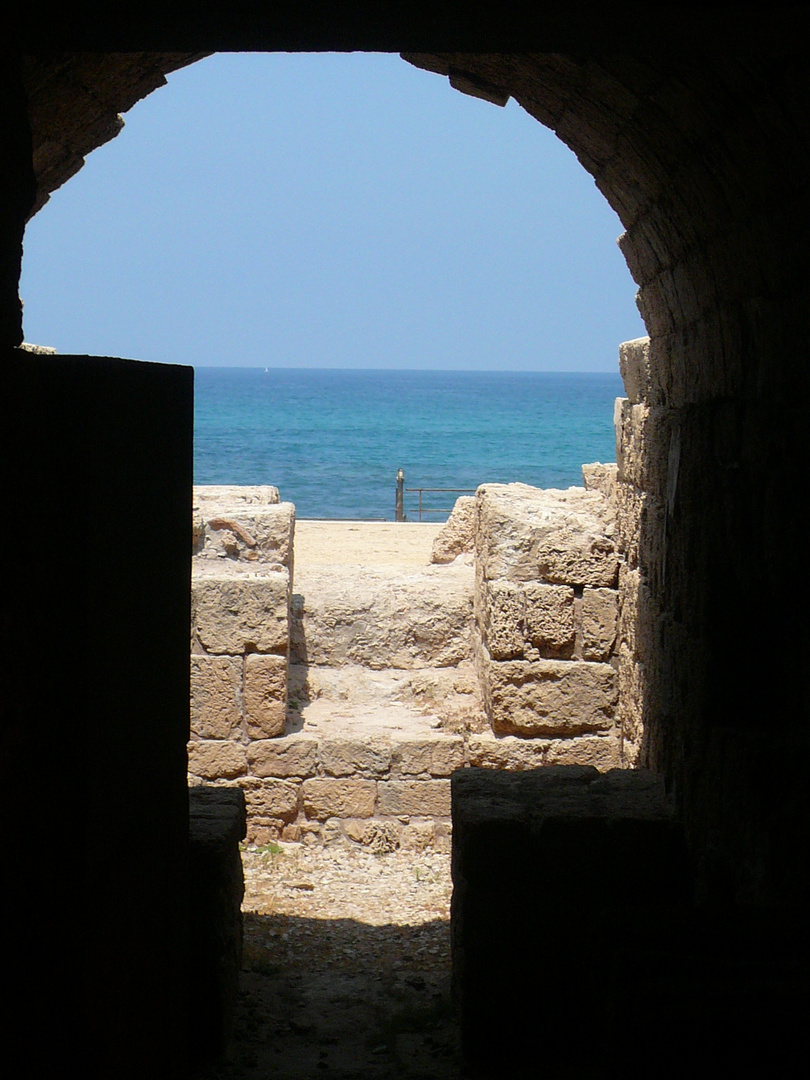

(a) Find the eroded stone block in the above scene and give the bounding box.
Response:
[481,655,617,737]
[615,400,651,489]
[581,587,618,661]
[468,732,551,770]
[581,462,618,498]
[319,736,392,777]
[244,653,287,738]
[192,570,289,655]
[481,580,576,659]
[190,654,242,739]
[618,335,651,404]
[198,502,295,567]
[291,562,472,669]
[239,776,299,821]
[544,733,622,769]
[376,779,452,817]
[483,579,525,659]
[247,733,319,778]
[523,582,575,654]
[431,495,476,563]
[302,778,377,821]
[390,735,465,777]
[476,483,618,587]
[187,739,247,780]
[194,485,280,507]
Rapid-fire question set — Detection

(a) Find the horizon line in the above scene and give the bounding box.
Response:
[192,365,623,374]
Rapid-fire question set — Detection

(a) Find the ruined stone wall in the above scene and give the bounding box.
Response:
[612,337,657,768]
[190,467,643,845]
[189,486,294,782]
[472,481,623,769]
[469,337,670,771]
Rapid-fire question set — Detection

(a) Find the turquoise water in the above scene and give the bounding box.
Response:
[194,368,623,520]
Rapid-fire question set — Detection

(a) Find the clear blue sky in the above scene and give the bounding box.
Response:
[20,52,645,371]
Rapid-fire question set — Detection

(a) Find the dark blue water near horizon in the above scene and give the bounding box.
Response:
[194,368,623,520]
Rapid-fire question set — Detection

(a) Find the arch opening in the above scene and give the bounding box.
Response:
[7,28,809,1075]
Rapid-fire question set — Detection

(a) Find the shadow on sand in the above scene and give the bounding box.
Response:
[196,912,459,1080]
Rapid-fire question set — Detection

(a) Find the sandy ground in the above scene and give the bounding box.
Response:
[294,520,443,568]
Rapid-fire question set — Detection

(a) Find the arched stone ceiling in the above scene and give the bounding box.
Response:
[22,53,208,217]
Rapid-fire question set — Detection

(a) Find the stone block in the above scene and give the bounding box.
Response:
[248,823,284,844]
[544,734,622,769]
[483,579,525,659]
[194,485,280,508]
[192,569,289,655]
[238,777,299,821]
[618,335,651,405]
[617,563,640,652]
[198,502,295,568]
[476,483,618,587]
[613,481,646,568]
[376,780,452,817]
[468,732,551,770]
[581,462,618,499]
[187,739,247,780]
[481,655,617,737]
[244,653,287,738]
[581,587,618,661]
[246,734,318,778]
[291,562,473,669]
[190,655,242,739]
[431,495,476,563]
[453,659,479,695]
[618,645,645,763]
[356,819,402,853]
[302,778,377,821]
[618,564,655,666]
[391,735,465,777]
[635,493,666,578]
[523,582,576,654]
[616,400,650,489]
[398,821,440,852]
[319,736,392,777]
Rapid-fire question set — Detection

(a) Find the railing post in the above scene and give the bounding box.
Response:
[395,468,404,522]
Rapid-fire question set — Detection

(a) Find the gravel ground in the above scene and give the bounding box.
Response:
[197,842,460,1080]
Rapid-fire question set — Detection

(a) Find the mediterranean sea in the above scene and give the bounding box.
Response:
[194,368,623,520]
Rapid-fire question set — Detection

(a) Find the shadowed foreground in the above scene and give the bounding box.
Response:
[194,844,458,1080]
[197,915,458,1080]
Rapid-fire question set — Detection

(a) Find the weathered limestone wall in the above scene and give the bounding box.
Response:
[189,490,478,848]
[612,337,656,767]
[473,482,622,769]
[189,487,295,781]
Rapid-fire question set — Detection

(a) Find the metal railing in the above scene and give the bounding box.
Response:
[395,469,475,521]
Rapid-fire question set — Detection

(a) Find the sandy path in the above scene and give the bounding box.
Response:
[294,520,442,568]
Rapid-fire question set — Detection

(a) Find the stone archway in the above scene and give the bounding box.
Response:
[20,42,808,906]
[6,16,809,1074]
